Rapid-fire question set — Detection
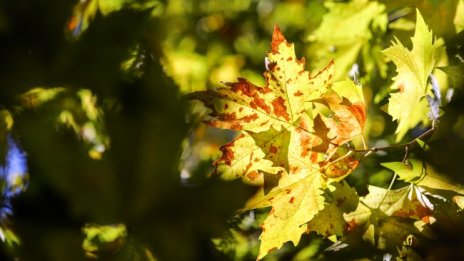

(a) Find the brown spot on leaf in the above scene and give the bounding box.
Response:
[398,83,405,93]
[254,97,271,113]
[224,103,229,109]
[270,145,278,154]
[294,90,303,96]
[336,197,346,207]
[321,156,359,179]
[219,112,237,121]
[311,60,334,80]
[272,97,290,120]
[217,142,235,166]
[393,209,415,218]
[267,62,277,71]
[345,219,358,233]
[230,78,257,97]
[250,101,257,109]
[262,87,272,93]
[261,224,266,233]
[245,161,253,173]
[271,25,285,53]
[287,57,293,61]
[247,171,259,181]
[348,103,366,129]
[242,113,258,123]
[289,196,295,204]
[290,166,300,174]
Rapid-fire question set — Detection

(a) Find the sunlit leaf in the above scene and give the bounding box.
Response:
[191,25,365,259]
[382,10,445,141]
[82,223,127,259]
[455,0,464,33]
[67,0,164,37]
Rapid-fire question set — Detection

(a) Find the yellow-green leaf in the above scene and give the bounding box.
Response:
[382,10,444,141]
[344,185,433,249]
[253,171,326,260]
[455,0,464,33]
[381,159,425,183]
[190,25,366,259]
[306,181,359,238]
[308,0,387,80]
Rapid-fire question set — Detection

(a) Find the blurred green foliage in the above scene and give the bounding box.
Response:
[0,0,462,260]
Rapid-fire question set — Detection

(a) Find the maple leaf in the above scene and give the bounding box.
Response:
[344,185,432,250]
[306,181,359,238]
[382,10,445,141]
[382,159,464,210]
[190,25,366,259]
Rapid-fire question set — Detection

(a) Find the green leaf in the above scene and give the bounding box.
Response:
[382,10,444,141]
[417,170,464,196]
[98,0,125,15]
[308,0,387,80]
[67,0,163,37]
[82,223,127,259]
[388,18,415,31]
[381,159,425,183]
[455,0,464,33]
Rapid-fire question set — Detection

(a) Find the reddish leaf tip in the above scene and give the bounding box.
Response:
[271,24,285,53]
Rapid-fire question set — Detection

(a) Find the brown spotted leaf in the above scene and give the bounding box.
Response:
[306,181,359,238]
[343,185,433,249]
[190,25,366,259]
[244,169,326,260]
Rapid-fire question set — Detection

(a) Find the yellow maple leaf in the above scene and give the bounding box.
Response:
[190,25,366,259]
[382,10,445,141]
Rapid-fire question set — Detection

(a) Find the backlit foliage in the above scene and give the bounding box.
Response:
[0,0,464,260]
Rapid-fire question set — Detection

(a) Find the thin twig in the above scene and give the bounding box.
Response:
[351,127,435,155]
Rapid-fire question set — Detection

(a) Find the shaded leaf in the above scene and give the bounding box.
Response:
[344,185,432,250]
[381,159,425,183]
[308,0,387,80]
